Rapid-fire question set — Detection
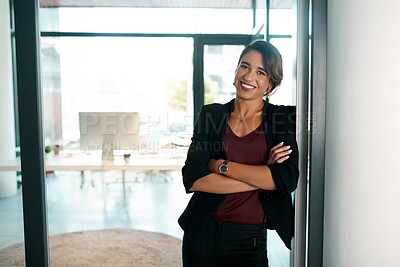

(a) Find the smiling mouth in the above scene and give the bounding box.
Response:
[240,81,256,90]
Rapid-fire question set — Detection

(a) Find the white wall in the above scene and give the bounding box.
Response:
[324,0,400,266]
[0,0,17,198]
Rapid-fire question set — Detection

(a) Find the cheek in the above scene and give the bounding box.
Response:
[262,78,271,87]
[233,71,240,81]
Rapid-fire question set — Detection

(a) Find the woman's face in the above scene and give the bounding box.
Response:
[234,49,272,101]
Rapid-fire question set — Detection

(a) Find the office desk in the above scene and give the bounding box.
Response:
[0,151,185,204]
[0,151,185,187]
[0,151,185,172]
[0,152,103,172]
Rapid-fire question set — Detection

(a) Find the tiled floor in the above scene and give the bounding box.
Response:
[0,170,289,266]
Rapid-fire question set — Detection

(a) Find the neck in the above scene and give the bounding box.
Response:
[234,98,264,117]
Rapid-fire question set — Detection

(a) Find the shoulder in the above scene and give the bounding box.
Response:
[202,100,233,113]
[200,99,233,117]
[267,103,296,115]
[266,103,296,131]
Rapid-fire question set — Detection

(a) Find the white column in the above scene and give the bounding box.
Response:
[324,0,400,266]
[0,0,17,198]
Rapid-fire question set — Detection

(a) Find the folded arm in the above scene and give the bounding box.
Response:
[189,173,259,194]
[189,142,291,193]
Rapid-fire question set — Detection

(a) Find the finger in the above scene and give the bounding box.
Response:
[275,149,292,158]
[270,150,292,164]
[270,142,284,151]
[269,146,291,158]
[276,155,290,164]
[271,146,291,156]
[274,150,292,160]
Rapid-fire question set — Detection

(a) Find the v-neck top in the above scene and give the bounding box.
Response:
[213,122,268,224]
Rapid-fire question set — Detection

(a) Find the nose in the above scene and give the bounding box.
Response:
[243,70,256,81]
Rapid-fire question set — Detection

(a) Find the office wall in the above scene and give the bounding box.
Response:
[0,0,17,198]
[324,0,400,266]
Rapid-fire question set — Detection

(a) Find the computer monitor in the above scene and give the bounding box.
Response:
[79,112,140,160]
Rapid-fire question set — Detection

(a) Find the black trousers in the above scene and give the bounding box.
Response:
[182,217,268,267]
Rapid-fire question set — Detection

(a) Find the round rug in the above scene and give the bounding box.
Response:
[0,228,182,266]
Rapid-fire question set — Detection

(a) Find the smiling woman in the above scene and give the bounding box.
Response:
[179,40,299,266]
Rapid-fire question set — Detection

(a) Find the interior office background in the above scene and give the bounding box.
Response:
[1,0,297,266]
[1,0,400,267]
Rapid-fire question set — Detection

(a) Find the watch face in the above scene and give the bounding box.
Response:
[219,164,228,173]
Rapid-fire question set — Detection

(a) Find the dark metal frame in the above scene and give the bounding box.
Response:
[292,0,310,266]
[307,0,327,265]
[13,0,49,266]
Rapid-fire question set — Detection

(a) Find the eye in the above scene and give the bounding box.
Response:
[240,64,249,70]
[257,71,266,76]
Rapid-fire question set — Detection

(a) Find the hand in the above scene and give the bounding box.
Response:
[267,142,292,165]
[208,159,223,173]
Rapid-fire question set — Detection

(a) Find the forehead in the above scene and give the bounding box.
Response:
[240,50,265,68]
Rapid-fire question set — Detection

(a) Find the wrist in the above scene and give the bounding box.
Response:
[218,159,229,175]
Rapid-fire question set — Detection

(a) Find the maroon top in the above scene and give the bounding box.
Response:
[213,122,268,224]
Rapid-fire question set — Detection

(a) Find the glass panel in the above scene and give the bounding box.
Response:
[269,9,295,35]
[40,36,193,252]
[0,0,24,259]
[203,45,245,105]
[40,7,253,34]
[0,179,24,255]
[41,36,194,151]
[255,0,267,30]
[269,38,296,106]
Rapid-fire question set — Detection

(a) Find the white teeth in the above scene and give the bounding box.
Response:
[241,82,255,89]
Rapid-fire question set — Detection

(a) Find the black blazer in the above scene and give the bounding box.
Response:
[178,99,299,249]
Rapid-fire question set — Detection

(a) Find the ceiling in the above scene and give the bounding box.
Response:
[40,0,292,9]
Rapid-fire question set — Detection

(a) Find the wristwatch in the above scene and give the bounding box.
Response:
[218,160,229,175]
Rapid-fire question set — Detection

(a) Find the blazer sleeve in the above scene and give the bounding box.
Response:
[181,105,213,193]
[268,105,299,194]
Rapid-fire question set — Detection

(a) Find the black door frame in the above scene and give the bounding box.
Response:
[13,0,49,266]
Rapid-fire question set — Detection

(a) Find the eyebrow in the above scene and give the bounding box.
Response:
[241,61,267,73]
